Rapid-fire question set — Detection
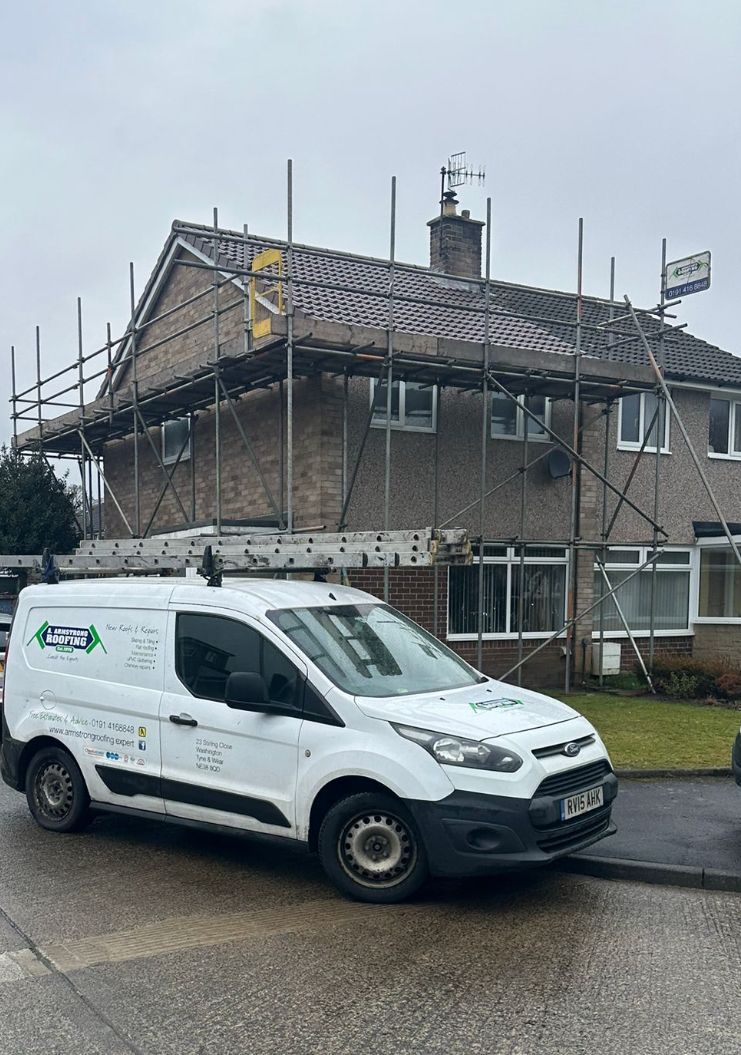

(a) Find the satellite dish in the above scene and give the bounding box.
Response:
[547,449,571,480]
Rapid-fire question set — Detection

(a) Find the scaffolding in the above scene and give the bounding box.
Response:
[7,160,740,692]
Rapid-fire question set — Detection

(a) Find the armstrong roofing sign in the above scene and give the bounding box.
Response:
[665,251,711,299]
[27,621,107,654]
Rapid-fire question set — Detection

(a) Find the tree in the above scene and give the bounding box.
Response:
[0,448,81,554]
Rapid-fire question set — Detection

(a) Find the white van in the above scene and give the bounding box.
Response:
[0,578,617,902]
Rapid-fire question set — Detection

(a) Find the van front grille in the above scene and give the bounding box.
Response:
[535,760,611,799]
[532,734,596,760]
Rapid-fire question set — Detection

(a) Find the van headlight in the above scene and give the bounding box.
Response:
[393,724,522,773]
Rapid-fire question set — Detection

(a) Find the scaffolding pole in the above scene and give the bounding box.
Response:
[432,380,441,638]
[129,265,140,537]
[383,175,397,603]
[212,207,222,535]
[515,395,529,684]
[648,237,667,674]
[597,257,616,688]
[476,197,493,671]
[565,218,583,693]
[77,298,88,540]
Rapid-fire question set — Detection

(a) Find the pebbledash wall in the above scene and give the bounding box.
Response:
[101,246,741,688]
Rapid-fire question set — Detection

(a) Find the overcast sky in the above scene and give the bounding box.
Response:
[1,0,740,446]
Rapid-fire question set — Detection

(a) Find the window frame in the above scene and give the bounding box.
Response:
[446,545,569,641]
[617,392,671,454]
[369,379,437,433]
[707,394,741,460]
[591,546,694,639]
[162,416,192,466]
[490,393,552,443]
[695,537,741,623]
[173,610,303,708]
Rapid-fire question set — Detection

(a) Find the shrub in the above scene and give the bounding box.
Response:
[662,670,702,699]
[716,672,741,700]
[644,656,735,700]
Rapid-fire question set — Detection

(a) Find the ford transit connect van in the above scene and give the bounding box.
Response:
[0,578,617,902]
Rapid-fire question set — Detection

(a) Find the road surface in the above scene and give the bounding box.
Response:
[0,780,739,1055]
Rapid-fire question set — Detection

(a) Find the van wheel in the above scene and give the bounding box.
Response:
[318,792,428,903]
[25,747,91,833]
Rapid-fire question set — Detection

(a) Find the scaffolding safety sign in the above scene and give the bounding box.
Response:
[665,251,711,299]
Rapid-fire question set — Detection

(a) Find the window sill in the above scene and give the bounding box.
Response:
[490,433,550,443]
[370,421,436,434]
[162,455,191,466]
[447,631,567,642]
[694,617,741,625]
[590,629,693,639]
[616,444,671,455]
[707,452,741,462]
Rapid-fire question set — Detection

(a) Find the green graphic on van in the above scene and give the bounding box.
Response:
[27,621,107,654]
[468,698,523,712]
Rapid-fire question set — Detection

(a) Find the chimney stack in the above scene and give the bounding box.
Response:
[427,190,484,279]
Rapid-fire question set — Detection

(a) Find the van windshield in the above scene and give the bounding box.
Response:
[267,603,481,698]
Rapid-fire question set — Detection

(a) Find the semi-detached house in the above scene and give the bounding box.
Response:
[17,194,741,687]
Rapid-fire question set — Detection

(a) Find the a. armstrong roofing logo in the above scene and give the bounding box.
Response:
[27,621,107,655]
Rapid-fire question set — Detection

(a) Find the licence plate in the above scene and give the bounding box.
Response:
[560,784,604,821]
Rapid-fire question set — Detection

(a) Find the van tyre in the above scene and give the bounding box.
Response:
[25,747,91,833]
[318,792,428,903]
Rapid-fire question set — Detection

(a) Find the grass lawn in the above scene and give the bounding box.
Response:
[556,692,740,770]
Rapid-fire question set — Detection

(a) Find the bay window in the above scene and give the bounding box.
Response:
[698,547,741,619]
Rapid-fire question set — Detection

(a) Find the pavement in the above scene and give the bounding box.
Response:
[563,775,741,889]
[1,780,741,1054]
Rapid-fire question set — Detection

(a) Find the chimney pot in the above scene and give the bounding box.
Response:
[461,209,470,219]
[442,189,458,217]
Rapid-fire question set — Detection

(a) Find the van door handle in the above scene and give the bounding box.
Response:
[169,713,198,727]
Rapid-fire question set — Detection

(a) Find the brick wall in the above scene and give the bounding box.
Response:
[427,212,484,279]
[692,624,741,665]
[104,250,345,536]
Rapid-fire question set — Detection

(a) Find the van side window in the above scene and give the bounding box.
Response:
[175,613,300,709]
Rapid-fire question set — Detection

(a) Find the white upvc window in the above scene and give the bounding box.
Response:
[617,392,670,453]
[697,540,741,621]
[447,545,568,640]
[592,546,692,637]
[162,417,191,465]
[370,379,436,433]
[708,395,741,459]
[491,392,551,441]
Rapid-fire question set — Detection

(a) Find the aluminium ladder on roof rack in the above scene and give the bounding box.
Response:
[0,527,472,575]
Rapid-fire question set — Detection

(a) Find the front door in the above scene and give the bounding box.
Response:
[159,607,305,835]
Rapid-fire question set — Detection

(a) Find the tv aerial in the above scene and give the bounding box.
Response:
[435,152,486,256]
[443,151,486,191]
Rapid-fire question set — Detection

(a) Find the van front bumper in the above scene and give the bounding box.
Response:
[405,772,618,878]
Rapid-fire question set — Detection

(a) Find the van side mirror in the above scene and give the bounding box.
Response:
[225,672,269,711]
